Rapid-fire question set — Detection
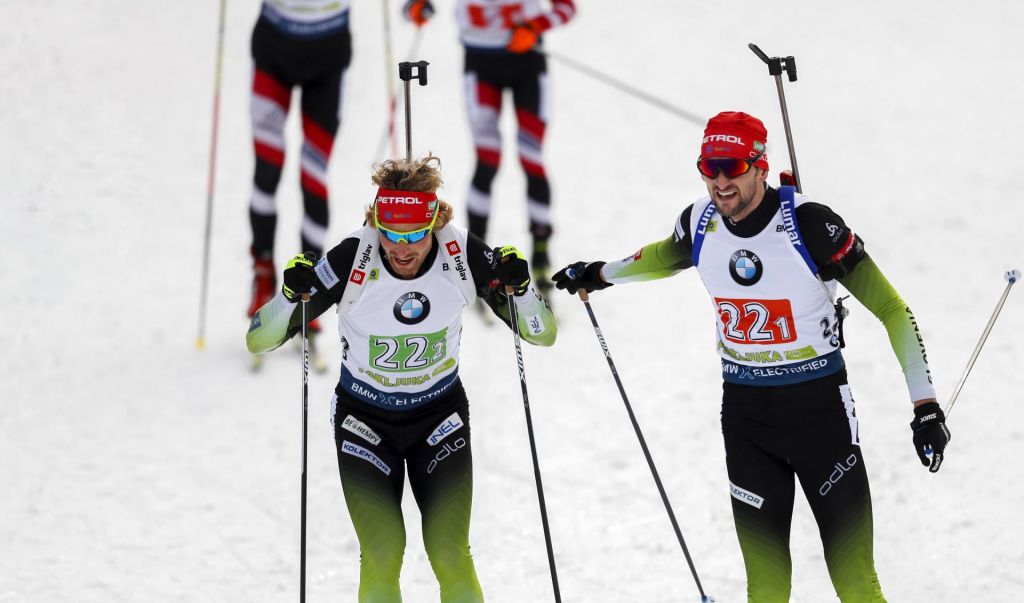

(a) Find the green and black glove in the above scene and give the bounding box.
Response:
[282,252,318,301]
[494,245,531,296]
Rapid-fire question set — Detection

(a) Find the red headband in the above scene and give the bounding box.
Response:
[373,188,439,225]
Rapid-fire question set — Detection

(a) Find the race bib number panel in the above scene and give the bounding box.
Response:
[370,329,448,373]
[466,2,523,28]
[715,298,797,345]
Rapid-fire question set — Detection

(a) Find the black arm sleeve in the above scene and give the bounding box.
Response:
[466,231,501,297]
[467,231,528,329]
[671,204,696,270]
[796,202,867,280]
[285,237,359,335]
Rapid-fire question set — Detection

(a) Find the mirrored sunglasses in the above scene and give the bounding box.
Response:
[697,150,765,179]
[377,223,432,244]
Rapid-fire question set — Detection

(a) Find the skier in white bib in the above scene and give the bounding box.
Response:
[247,154,556,602]
[552,111,950,602]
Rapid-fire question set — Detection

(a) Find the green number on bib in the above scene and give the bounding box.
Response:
[370,328,449,373]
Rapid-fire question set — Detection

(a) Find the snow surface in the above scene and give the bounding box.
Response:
[3,1,1023,601]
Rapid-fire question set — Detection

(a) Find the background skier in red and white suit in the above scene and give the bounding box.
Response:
[246,0,354,330]
[404,0,576,292]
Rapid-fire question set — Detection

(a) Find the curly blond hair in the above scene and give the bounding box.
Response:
[366,154,453,230]
[371,154,443,191]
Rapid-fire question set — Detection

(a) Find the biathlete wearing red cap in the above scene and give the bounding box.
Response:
[246,0,354,321]
[552,111,950,602]
[246,156,557,603]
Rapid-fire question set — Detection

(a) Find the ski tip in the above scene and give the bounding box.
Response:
[1006,268,1021,284]
[196,337,206,350]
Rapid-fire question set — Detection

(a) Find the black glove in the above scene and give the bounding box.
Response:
[552,261,610,295]
[403,0,434,26]
[494,245,530,296]
[910,402,951,473]
[282,252,318,301]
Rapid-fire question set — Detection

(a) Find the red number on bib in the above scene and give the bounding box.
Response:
[466,2,523,28]
[499,4,523,28]
[714,298,797,344]
[467,4,488,26]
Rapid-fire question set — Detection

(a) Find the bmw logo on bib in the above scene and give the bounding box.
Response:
[729,250,763,286]
[394,292,431,325]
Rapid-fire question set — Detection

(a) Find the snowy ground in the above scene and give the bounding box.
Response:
[3,1,1023,601]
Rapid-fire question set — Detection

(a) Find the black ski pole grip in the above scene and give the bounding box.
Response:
[398,60,430,86]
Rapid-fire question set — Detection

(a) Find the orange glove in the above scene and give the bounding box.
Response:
[507,23,539,53]
[403,0,434,27]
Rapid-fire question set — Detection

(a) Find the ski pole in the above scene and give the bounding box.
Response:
[576,289,713,603]
[374,28,425,160]
[748,43,803,193]
[381,0,399,160]
[945,269,1021,418]
[196,0,228,350]
[536,48,705,127]
[299,295,310,603]
[506,286,562,602]
[398,60,430,160]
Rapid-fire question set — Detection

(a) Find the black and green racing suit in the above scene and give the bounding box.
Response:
[247,230,556,603]
[597,186,934,603]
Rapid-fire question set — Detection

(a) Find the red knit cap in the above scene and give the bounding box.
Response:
[701,111,769,172]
